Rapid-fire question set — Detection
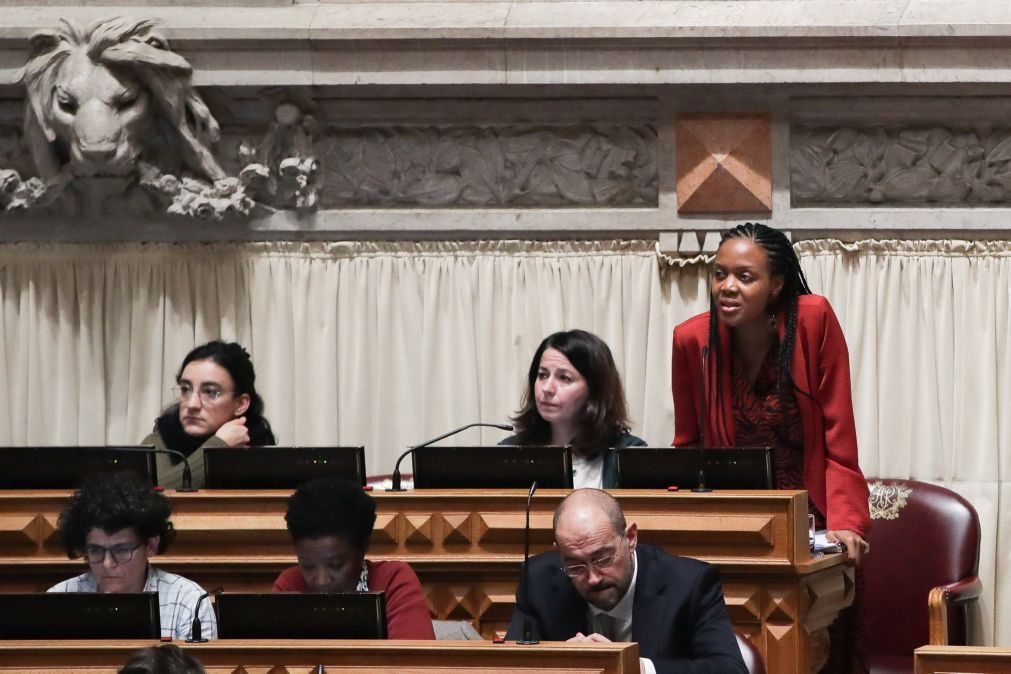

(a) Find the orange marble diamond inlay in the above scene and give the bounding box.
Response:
[676,113,772,214]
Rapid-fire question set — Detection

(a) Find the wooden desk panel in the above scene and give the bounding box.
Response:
[915,645,1011,674]
[0,639,639,674]
[0,489,808,564]
[0,489,850,674]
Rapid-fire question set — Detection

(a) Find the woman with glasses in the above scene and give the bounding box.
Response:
[142,340,275,489]
[48,474,217,640]
[503,330,646,489]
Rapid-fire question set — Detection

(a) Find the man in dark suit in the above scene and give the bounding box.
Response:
[506,489,747,674]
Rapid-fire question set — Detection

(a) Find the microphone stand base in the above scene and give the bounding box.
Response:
[385,487,408,492]
[184,638,209,644]
[516,639,540,645]
[691,486,713,493]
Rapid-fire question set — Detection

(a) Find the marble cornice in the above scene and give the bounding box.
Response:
[2,2,1011,87]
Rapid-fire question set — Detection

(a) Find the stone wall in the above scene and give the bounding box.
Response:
[2,1,1011,245]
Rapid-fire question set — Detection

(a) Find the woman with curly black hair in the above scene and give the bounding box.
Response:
[502,329,646,488]
[143,340,275,489]
[48,474,217,640]
[273,476,435,639]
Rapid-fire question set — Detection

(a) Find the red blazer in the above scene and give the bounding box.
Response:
[672,294,870,537]
[273,560,436,639]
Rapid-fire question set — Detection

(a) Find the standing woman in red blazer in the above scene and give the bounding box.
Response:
[672,223,870,671]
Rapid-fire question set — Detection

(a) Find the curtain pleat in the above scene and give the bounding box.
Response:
[1,238,1009,644]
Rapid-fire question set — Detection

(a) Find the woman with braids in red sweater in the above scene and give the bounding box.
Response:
[671,223,870,673]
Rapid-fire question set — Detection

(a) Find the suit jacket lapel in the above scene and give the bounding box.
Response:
[550,571,590,639]
[630,545,667,654]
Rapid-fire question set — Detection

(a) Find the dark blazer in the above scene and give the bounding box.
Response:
[498,432,647,488]
[505,543,746,674]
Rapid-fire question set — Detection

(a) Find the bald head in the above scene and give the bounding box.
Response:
[552,489,635,612]
[553,488,626,538]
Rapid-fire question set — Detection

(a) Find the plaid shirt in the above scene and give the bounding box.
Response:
[48,566,218,640]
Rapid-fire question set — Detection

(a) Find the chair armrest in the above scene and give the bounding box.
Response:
[928,576,982,645]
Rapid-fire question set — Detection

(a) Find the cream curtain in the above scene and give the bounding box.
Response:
[797,239,1011,648]
[0,240,704,461]
[0,238,1008,644]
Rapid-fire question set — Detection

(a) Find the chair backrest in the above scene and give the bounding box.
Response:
[736,632,765,674]
[863,479,981,659]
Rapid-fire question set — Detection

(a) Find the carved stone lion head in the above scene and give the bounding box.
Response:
[18,18,225,183]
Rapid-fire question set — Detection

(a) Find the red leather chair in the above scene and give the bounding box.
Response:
[736,632,766,674]
[864,479,981,674]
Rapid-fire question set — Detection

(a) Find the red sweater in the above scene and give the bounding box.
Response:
[672,294,871,537]
[272,560,436,640]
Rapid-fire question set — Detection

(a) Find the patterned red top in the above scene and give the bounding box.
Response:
[731,343,824,527]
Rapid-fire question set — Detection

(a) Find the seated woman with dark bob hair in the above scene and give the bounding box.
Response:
[143,340,275,489]
[273,476,436,639]
[502,329,646,489]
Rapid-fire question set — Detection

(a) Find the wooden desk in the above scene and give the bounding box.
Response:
[915,645,1011,674]
[0,639,639,673]
[0,489,852,674]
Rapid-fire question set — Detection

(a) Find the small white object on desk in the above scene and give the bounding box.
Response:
[812,530,845,554]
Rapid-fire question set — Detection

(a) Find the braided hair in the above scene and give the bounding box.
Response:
[706,223,813,442]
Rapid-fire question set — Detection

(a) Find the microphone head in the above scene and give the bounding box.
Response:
[494,423,514,431]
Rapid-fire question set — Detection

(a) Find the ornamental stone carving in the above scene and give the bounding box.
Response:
[313,125,657,208]
[792,125,1011,205]
[1,17,318,220]
[1,17,657,220]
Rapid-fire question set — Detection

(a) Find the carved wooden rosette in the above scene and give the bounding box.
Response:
[0,489,852,674]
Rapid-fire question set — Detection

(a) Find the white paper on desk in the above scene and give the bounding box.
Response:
[812,530,844,554]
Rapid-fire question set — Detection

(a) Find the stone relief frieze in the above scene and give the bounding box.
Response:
[310,125,657,208]
[0,17,657,220]
[0,17,318,220]
[792,125,1011,205]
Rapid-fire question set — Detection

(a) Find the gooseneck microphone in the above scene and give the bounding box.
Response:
[107,446,197,492]
[186,586,222,643]
[692,346,712,493]
[387,422,513,491]
[517,480,539,644]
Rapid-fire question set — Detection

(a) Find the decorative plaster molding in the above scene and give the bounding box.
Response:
[792,125,1011,205]
[1,17,320,220]
[311,125,657,208]
[0,18,657,219]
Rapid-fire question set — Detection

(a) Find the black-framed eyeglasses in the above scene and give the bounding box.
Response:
[83,542,142,565]
[560,537,629,578]
[172,384,233,404]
